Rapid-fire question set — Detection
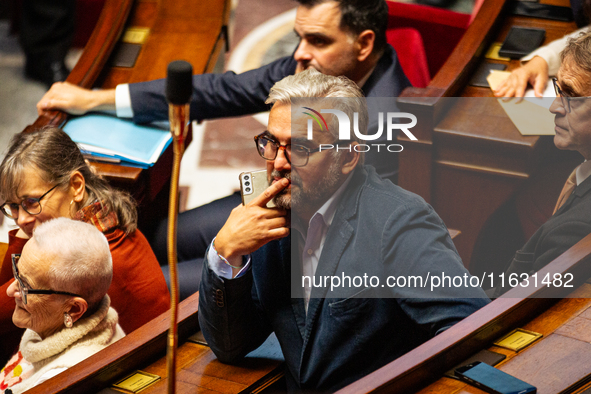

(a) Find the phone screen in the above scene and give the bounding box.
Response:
[444,349,506,379]
[455,362,536,394]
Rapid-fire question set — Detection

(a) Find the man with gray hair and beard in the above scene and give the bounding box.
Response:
[198,69,489,392]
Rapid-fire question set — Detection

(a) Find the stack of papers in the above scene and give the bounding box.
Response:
[487,70,556,136]
[63,114,172,168]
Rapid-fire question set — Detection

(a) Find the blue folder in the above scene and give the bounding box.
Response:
[63,114,172,168]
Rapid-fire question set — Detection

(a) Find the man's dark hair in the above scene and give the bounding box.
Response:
[296,0,389,53]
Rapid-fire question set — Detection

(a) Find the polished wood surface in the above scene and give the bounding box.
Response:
[414,290,591,394]
[397,0,580,269]
[30,0,134,131]
[25,0,230,216]
[337,233,591,394]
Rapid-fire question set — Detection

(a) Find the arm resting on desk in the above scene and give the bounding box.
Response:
[129,55,297,124]
[37,82,116,116]
[35,54,296,121]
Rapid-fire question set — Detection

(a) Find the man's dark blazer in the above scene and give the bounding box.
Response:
[127,44,410,124]
[127,44,410,179]
[495,171,591,296]
[198,166,489,392]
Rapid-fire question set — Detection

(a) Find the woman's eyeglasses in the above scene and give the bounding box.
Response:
[0,184,58,219]
[11,254,82,305]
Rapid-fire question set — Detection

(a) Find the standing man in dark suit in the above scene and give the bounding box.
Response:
[199,69,488,392]
[496,31,591,294]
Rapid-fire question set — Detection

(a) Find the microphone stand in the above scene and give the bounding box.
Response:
[166,102,189,394]
[165,60,192,394]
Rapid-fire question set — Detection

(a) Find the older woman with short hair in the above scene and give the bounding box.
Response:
[0,218,124,393]
[0,127,169,364]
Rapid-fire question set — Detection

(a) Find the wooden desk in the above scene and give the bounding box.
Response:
[397,0,581,271]
[415,290,591,394]
[25,0,231,232]
[337,233,591,394]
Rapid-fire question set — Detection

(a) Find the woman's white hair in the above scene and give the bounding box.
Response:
[32,217,112,311]
[265,68,369,146]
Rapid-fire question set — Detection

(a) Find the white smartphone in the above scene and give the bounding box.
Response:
[239,169,276,208]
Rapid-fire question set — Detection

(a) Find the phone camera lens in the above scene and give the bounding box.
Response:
[246,187,251,192]
[245,181,250,186]
[244,175,250,180]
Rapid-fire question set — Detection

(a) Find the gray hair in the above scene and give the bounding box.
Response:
[266,69,368,163]
[561,29,591,74]
[33,217,113,311]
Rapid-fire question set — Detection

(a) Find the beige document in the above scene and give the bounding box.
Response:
[487,70,555,136]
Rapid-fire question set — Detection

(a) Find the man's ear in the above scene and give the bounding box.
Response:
[341,142,360,175]
[66,297,88,324]
[356,30,375,62]
[69,171,86,203]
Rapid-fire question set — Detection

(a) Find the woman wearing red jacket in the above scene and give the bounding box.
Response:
[0,127,170,364]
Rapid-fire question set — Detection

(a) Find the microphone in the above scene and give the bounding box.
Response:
[166,60,193,144]
[165,60,192,394]
[166,60,193,104]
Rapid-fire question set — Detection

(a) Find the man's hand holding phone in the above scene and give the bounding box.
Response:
[214,178,290,273]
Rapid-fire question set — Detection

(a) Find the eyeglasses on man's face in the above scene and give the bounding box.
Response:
[552,77,589,113]
[0,184,59,220]
[11,254,83,305]
[254,131,344,167]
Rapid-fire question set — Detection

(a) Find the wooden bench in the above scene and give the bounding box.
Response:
[338,233,591,393]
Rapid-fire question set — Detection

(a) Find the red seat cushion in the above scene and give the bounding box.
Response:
[386,1,471,78]
[387,28,430,88]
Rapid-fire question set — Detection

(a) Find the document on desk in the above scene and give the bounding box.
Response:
[487,70,556,136]
[63,114,172,168]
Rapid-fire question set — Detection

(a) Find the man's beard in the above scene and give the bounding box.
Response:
[271,154,343,212]
[271,170,292,210]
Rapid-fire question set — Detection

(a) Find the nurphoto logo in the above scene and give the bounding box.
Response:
[303,107,418,153]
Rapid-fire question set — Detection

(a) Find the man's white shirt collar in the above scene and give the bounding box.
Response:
[576,160,591,185]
